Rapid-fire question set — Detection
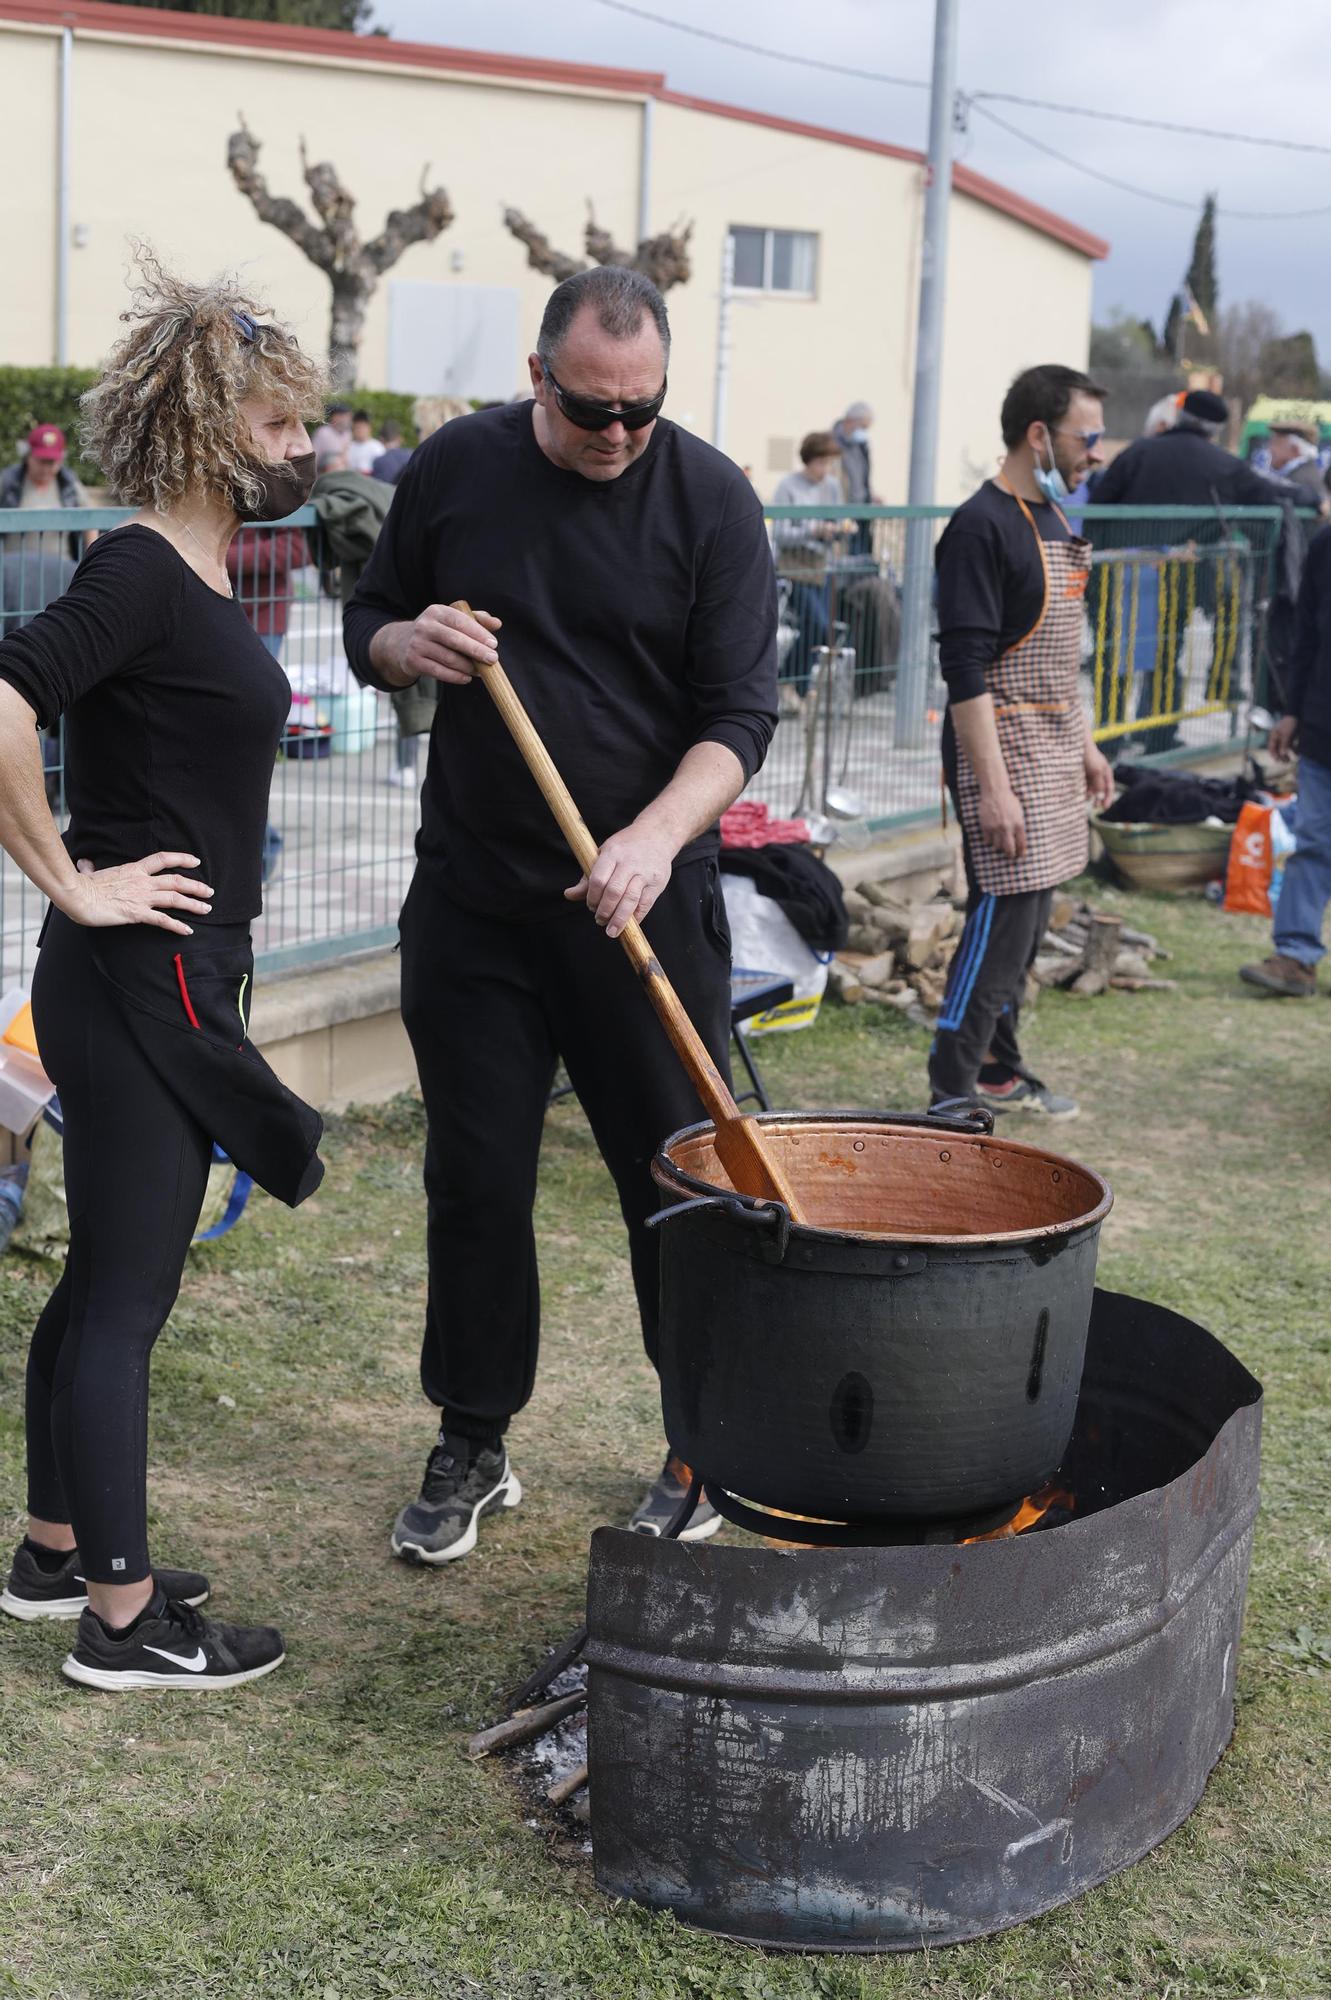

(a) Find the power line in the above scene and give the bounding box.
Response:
[586,0,926,89]
[972,103,1331,223]
[971,90,1331,160]
[585,0,1331,164]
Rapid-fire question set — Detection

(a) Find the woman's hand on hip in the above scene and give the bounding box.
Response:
[61,853,215,935]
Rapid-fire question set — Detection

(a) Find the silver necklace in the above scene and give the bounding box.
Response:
[177,517,233,597]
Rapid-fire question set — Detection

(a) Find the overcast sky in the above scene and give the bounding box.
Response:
[379,0,1331,356]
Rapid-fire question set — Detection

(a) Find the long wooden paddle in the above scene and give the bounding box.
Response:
[452,602,807,1222]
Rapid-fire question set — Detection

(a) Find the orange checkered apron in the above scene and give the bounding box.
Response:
[953,479,1091,896]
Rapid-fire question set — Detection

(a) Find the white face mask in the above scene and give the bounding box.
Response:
[846,427,870,445]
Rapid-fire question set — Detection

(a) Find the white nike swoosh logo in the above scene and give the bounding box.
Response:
[143,1644,208,1672]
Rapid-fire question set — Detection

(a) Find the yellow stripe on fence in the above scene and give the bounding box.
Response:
[1090,546,1253,745]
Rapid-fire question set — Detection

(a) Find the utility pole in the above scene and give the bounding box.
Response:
[712,230,735,453]
[894,0,960,750]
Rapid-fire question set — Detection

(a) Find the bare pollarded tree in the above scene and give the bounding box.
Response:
[503,203,693,293]
[227,117,455,392]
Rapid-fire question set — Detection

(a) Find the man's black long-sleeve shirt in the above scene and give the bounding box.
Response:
[344,404,777,918]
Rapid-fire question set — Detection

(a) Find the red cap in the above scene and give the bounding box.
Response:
[26,426,66,460]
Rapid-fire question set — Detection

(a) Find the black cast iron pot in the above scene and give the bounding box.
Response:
[649,1107,1112,1524]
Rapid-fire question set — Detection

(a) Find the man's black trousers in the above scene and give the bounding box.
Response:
[927,827,1053,1103]
[398,858,734,1440]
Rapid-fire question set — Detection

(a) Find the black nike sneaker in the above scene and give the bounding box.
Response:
[1,1541,209,1623]
[62,1590,284,1692]
[390,1433,521,1565]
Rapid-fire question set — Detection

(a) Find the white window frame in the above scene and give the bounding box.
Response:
[729,226,818,299]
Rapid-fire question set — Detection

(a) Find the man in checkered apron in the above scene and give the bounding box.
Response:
[929,365,1116,1120]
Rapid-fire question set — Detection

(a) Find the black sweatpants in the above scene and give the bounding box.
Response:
[398,858,734,1439]
[927,829,1053,1104]
[25,913,215,1585]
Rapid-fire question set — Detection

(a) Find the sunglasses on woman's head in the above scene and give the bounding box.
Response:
[543,364,667,433]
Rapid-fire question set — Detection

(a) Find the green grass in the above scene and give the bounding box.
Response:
[0,881,1328,1999]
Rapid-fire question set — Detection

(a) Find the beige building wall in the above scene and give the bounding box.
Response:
[50,28,643,392]
[0,13,1101,504]
[0,30,59,366]
[938,196,1096,500]
[652,99,924,496]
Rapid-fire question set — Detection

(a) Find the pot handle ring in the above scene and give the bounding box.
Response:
[915,1099,996,1137]
[646,1193,792,1262]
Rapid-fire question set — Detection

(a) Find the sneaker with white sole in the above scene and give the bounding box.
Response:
[391,1435,521,1565]
[629,1455,722,1541]
[1,1541,209,1623]
[976,1072,1079,1119]
[62,1589,284,1692]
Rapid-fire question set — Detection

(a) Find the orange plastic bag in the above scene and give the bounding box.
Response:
[1223,801,1275,915]
[1,1002,38,1058]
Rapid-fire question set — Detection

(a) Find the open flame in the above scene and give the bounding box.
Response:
[959,1482,1076,1542]
[755,1482,1077,1550]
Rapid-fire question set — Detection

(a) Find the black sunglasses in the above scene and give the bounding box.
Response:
[543,363,666,433]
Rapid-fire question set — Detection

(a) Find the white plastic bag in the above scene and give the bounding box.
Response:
[721,872,828,1035]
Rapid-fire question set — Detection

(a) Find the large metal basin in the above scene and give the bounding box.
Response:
[588,1290,1263,1951]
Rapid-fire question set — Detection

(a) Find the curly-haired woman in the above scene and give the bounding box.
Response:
[0,258,326,1691]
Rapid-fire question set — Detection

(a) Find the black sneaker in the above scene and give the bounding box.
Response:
[629,1456,722,1542]
[390,1434,521,1565]
[977,1073,1079,1119]
[1,1542,209,1623]
[62,1590,284,1692]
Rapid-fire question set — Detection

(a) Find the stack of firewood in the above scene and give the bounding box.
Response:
[831,885,1174,1019]
[832,883,964,1018]
[1030,895,1175,997]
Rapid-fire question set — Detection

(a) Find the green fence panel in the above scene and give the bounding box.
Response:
[0,501,1285,984]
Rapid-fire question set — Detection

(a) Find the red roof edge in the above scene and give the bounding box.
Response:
[659,88,1108,261]
[0,0,666,95]
[1,1,1108,260]
[952,162,1109,262]
[655,88,921,169]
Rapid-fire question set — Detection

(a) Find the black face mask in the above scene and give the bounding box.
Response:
[233,451,317,523]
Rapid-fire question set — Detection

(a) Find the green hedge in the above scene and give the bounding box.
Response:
[342,389,421,444]
[0,369,427,485]
[0,368,100,485]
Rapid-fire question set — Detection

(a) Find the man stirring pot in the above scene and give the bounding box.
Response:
[345,268,777,1562]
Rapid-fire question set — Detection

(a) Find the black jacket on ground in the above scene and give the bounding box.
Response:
[1285,523,1331,767]
[720,843,848,951]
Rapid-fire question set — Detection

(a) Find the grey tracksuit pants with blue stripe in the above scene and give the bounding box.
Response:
[928,831,1053,1103]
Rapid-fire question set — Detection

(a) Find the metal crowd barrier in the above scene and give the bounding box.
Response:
[761,501,1285,827]
[0,503,418,988]
[0,500,1287,984]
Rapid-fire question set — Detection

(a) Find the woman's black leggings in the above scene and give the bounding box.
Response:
[24,913,214,1585]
